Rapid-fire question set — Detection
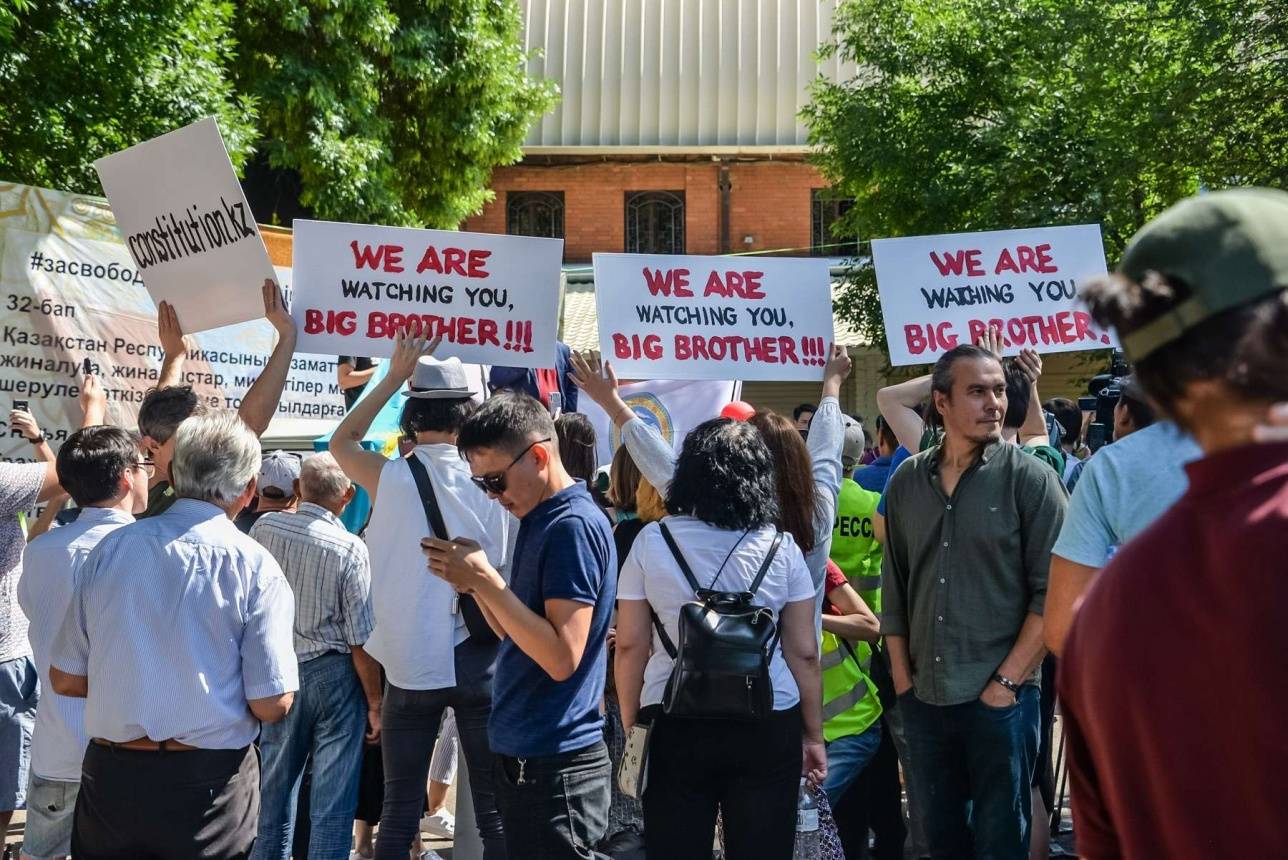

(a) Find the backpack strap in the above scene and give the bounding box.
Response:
[650,609,677,659]
[746,531,783,598]
[658,522,703,594]
[405,454,448,540]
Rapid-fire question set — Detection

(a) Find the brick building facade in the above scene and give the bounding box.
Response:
[461,156,849,263]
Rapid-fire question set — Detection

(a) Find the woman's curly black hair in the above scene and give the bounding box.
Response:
[665,418,780,531]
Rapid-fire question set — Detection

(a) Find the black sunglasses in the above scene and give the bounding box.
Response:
[470,437,551,495]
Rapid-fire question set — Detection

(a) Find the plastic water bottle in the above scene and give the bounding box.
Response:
[793,777,822,858]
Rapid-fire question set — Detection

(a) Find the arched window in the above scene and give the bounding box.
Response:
[625,191,685,254]
[506,191,564,239]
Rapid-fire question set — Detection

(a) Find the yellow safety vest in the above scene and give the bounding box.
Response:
[831,479,883,615]
[821,630,882,743]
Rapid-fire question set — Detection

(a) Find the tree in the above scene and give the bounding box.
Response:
[233,0,557,228]
[0,0,256,194]
[804,0,1288,353]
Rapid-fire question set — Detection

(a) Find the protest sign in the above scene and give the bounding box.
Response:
[593,253,834,381]
[291,219,564,366]
[0,181,343,464]
[580,378,741,467]
[93,117,276,333]
[871,224,1114,366]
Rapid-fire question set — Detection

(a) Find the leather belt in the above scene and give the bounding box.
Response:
[92,737,198,752]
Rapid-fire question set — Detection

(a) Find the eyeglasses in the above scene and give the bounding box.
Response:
[135,460,156,479]
[470,437,551,495]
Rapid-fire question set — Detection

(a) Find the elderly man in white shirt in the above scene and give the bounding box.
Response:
[17,426,151,860]
[332,332,509,860]
[50,410,298,860]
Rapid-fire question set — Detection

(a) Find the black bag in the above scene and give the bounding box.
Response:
[651,522,783,721]
[405,454,499,647]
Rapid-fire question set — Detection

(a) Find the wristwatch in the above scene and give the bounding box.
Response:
[992,673,1021,695]
[26,434,45,445]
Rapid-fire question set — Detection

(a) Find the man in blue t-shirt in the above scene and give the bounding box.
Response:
[425,391,616,858]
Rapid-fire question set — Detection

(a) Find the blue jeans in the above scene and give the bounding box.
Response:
[822,721,882,806]
[899,685,1040,860]
[252,652,367,860]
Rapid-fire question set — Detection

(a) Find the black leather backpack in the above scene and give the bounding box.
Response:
[651,522,783,721]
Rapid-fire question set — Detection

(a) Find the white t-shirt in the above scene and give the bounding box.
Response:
[364,444,509,691]
[618,517,815,711]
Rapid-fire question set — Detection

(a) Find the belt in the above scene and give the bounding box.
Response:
[91,737,198,752]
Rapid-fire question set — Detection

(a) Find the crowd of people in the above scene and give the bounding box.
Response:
[0,187,1285,860]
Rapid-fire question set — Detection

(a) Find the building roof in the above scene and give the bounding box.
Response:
[520,0,856,148]
[559,274,867,353]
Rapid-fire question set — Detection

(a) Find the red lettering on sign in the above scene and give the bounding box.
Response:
[930,249,985,277]
[642,267,693,298]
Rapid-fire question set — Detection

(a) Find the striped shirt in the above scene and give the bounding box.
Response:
[0,462,45,662]
[51,498,298,749]
[250,503,373,662]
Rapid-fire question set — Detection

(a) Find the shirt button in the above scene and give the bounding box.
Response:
[939,578,946,584]
[937,615,944,622]
[942,541,949,547]
[946,504,953,510]
[935,656,942,663]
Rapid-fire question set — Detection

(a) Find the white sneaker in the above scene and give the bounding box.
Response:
[420,809,456,839]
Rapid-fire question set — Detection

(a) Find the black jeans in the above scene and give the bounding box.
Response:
[644,706,802,860]
[373,639,505,860]
[72,743,258,860]
[496,740,612,859]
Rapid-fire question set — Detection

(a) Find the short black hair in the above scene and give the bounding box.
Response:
[57,426,141,507]
[930,345,1000,397]
[792,403,817,421]
[875,414,898,449]
[1044,397,1082,447]
[138,386,200,443]
[666,419,780,531]
[399,396,476,438]
[457,392,555,457]
[1117,385,1156,431]
[1002,359,1032,429]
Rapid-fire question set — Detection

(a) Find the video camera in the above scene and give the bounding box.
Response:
[1079,350,1130,452]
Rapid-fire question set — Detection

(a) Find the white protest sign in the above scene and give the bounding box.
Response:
[93,117,276,333]
[593,253,834,381]
[291,219,563,366]
[871,224,1114,366]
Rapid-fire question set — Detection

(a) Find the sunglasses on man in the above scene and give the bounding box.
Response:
[470,437,551,495]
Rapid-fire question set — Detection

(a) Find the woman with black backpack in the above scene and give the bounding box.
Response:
[613,419,825,860]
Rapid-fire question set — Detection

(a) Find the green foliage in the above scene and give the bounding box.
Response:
[233,0,558,227]
[0,0,555,228]
[0,0,257,195]
[804,0,1288,354]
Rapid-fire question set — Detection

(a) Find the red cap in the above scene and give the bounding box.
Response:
[720,400,756,421]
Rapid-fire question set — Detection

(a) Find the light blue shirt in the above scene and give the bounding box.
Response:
[1051,422,1203,567]
[52,499,299,749]
[19,507,133,781]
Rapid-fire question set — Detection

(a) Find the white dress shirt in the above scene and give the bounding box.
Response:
[363,444,509,691]
[52,499,298,749]
[19,507,133,781]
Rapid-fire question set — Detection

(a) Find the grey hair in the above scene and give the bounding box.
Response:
[300,452,351,502]
[171,410,261,507]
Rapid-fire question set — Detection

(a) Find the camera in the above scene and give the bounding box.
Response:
[1084,350,1130,452]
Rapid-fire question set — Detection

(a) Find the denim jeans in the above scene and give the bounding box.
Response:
[252,652,367,860]
[374,638,505,860]
[822,721,882,805]
[496,740,611,860]
[899,684,1040,860]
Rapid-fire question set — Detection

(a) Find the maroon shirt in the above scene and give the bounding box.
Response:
[1059,441,1288,859]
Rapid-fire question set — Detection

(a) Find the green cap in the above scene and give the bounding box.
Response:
[1117,187,1288,360]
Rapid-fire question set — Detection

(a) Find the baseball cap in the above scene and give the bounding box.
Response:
[841,417,865,471]
[258,450,301,499]
[1116,187,1288,361]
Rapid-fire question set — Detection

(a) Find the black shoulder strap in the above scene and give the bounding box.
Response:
[405,454,448,540]
[658,522,702,594]
[746,531,783,598]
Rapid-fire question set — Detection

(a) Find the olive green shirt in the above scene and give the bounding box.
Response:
[881,440,1067,706]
